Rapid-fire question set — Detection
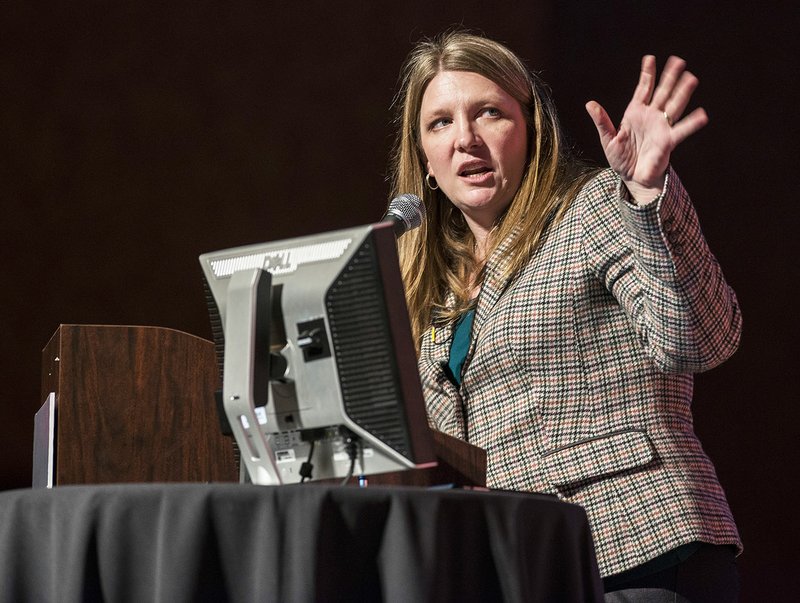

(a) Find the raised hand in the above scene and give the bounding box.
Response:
[585,55,708,203]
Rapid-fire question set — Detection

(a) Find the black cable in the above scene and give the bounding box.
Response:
[299,440,316,483]
[340,437,359,486]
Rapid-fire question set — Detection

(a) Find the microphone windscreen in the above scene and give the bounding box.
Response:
[383,193,425,235]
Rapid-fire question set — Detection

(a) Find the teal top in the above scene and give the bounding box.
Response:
[444,309,475,387]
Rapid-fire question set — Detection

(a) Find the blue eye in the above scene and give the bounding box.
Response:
[482,107,500,117]
[430,117,452,130]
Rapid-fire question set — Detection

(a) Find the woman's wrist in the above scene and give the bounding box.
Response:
[622,175,666,206]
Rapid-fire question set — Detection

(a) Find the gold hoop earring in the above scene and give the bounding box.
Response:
[425,173,439,190]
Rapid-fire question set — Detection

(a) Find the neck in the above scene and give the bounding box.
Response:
[469,234,489,300]
[461,213,496,299]
[467,222,492,263]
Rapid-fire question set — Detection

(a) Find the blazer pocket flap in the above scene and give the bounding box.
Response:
[542,429,655,487]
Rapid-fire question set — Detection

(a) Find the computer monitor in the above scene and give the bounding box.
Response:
[199,221,435,485]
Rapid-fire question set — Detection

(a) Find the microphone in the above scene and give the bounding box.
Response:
[381,193,425,236]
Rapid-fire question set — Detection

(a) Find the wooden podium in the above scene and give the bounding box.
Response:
[35,324,485,488]
[36,325,238,486]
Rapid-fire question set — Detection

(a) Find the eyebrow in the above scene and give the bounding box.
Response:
[421,91,513,118]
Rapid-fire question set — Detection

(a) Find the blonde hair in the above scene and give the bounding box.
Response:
[389,30,596,352]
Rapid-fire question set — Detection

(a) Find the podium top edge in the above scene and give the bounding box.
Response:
[48,324,211,345]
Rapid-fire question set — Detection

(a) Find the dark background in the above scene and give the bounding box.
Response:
[2,1,797,598]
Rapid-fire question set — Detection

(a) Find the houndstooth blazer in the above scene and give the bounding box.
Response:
[418,167,743,578]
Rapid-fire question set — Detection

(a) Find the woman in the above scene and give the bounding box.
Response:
[388,31,742,599]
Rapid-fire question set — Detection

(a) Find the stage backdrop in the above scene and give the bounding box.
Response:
[1,1,797,599]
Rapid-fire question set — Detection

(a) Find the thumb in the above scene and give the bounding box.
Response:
[585,101,616,149]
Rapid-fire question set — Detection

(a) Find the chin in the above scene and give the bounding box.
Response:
[464,195,510,215]
[456,192,500,210]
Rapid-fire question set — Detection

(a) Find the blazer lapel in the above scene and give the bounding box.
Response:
[421,229,521,440]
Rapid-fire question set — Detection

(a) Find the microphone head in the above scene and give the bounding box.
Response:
[384,193,425,235]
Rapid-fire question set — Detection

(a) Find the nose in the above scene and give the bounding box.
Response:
[455,119,482,151]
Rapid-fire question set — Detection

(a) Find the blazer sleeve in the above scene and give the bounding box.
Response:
[580,167,742,373]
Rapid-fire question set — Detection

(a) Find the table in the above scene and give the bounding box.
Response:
[0,483,603,602]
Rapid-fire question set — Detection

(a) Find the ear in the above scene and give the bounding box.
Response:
[425,160,434,177]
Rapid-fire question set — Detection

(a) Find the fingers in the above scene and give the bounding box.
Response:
[632,55,656,104]
[671,107,709,145]
[664,70,699,124]
[650,56,686,109]
[585,100,616,148]
[646,55,706,137]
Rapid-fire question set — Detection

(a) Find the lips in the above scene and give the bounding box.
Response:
[458,161,492,177]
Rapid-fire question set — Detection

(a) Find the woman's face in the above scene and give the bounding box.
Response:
[419,70,528,232]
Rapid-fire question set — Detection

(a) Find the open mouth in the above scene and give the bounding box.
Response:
[459,166,492,177]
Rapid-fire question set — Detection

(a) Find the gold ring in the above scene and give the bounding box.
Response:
[663,111,673,126]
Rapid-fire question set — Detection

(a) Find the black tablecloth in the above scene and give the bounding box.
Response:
[0,483,602,602]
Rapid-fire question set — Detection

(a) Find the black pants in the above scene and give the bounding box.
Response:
[603,544,739,602]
